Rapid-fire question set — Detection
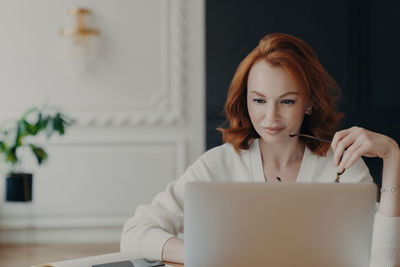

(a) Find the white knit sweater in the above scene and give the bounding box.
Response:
[121,139,400,266]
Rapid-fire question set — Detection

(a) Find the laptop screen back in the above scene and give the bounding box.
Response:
[184,182,376,267]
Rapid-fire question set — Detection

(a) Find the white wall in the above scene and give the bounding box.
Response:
[0,0,205,243]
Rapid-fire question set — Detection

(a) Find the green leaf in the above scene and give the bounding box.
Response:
[29,144,48,165]
[14,125,23,147]
[6,147,18,164]
[52,113,65,135]
[22,120,38,135]
[0,107,74,168]
[0,141,6,152]
[35,112,48,132]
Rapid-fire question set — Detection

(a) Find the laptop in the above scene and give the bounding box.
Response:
[184,182,377,267]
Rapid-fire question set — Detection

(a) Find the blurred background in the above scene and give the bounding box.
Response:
[0,0,399,265]
[206,0,400,186]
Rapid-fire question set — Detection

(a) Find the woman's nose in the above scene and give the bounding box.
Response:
[265,104,280,122]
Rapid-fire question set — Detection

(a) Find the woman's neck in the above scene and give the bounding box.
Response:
[259,138,305,170]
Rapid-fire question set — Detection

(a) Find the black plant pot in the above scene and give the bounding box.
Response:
[5,172,33,202]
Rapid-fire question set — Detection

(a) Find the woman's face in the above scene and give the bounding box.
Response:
[247,59,308,144]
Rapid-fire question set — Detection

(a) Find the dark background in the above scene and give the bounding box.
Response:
[206,0,400,186]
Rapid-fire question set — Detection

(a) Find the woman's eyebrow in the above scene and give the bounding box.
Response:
[248,91,298,97]
[279,92,299,97]
[248,91,266,97]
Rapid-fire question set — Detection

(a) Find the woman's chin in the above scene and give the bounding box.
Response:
[260,134,289,144]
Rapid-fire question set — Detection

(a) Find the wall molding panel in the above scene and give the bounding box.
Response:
[0,136,187,243]
[0,0,204,244]
[75,0,187,127]
[0,0,187,127]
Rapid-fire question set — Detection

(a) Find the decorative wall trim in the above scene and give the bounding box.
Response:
[0,214,129,229]
[39,135,187,176]
[0,135,187,243]
[0,0,186,128]
[76,0,186,127]
[0,227,123,244]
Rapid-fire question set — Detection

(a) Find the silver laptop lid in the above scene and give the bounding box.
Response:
[184,182,376,267]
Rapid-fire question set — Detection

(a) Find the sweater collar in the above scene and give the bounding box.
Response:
[249,138,313,182]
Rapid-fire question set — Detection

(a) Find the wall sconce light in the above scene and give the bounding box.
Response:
[60,7,100,74]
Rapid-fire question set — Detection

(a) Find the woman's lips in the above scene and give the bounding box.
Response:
[263,127,285,135]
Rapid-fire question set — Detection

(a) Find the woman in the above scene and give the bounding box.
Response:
[121,33,400,265]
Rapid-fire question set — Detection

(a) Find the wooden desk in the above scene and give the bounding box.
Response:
[163,262,183,267]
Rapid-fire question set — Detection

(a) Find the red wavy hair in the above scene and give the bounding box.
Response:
[217,33,343,156]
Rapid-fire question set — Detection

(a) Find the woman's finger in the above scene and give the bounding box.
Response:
[337,139,363,173]
[333,129,359,166]
[331,128,352,152]
[343,143,370,170]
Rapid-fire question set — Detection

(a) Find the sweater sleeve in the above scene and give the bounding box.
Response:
[120,165,197,260]
[119,145,224,260]
[338,158,400,266]
[370,213,400,267]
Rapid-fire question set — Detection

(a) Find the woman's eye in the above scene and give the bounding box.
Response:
[281,99,295,105]
[252,99,266,104]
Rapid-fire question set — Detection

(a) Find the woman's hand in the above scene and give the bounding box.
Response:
[331,126,400,173]
[331,126,400,216]
[162,237,184,264]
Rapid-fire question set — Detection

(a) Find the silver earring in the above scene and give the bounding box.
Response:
[306,108,312,115]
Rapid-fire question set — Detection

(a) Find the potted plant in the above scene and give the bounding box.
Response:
[0,107,74,202]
